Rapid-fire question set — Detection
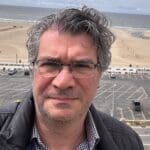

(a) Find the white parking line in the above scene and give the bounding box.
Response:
[144,144,150,146]
[141,87,148,97]
[140,134,150,137]
[117,107,124,119]
[127,86,143,99]
[145,74,150,80]
[135,75,138,80]
[141,111,146,120]
[140,75,145,80]
[132,126,150,129]
[104,93,112,99]
[117,86,134,99]
[128,107,135,120]
[115,84,125,91]
[138,93,148,101]
[96,85,114,97]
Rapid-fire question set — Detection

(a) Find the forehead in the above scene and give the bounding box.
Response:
[38,28,97,61]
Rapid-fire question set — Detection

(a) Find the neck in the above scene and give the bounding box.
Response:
[35,115,87,150]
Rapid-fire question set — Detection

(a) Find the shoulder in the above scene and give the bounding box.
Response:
[90,105,144,150]
[0,101,21,125]
[0,90,34,121]
[0,100,21,114]
[0,91,34,130]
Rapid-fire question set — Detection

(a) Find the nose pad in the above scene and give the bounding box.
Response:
[52,67,75,90]
[60,64,72,73]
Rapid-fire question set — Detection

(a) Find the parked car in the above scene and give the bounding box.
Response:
[24,70,30,76]
[132,100,141,111]
[110,73,116,78]
[8,69,17,75]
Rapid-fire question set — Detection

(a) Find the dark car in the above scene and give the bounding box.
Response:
[24,70,30,76]
[132,101,141,111]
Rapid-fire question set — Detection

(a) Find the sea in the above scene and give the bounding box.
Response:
[0,5,150,29]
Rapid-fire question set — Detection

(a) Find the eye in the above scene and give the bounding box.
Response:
[73,61,95,69]
[38,61,61,73]
[74,63,91,69]
[39,61,59,67]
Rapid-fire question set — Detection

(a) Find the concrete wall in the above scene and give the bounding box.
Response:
[144,145,150,150]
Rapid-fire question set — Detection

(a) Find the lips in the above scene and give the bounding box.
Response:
[48,96,77,101]
[45,91,79,100]
[43,88,81,101]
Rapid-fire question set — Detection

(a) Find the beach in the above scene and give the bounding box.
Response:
[0,20,150,67]
[0,21,30,63]
[111,27,150,67]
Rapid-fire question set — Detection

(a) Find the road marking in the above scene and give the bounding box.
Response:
[140,134,150,137]
[117,86,134,99]
[128,107,135,120]
[137,93,148,101]
[117,107,124,119]
[132,126,143,129]
[115,84,125,91]
[145,74,150,80]
[144,144,150,146]
[127,86,148,100]
[127,87,142,99]
[96,85,115,97]
[104,93,113,99]
[132,126,150,129]
[141,111,147,120]
[137,87,148,101]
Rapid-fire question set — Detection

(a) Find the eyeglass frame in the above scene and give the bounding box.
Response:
[32,58,101,78]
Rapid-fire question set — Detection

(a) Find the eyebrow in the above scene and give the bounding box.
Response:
[38,57,95,64]
[72,59,95,64]
[37,57,61,62]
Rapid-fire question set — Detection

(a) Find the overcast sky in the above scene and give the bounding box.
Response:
[0,0,150,14]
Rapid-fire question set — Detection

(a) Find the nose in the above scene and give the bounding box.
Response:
[52,66,75,90]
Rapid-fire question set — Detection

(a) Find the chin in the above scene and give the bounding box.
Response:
[44,108,75,122]
[52,110,74,120]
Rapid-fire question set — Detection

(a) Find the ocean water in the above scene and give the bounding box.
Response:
[0,0,150,15]
[0,5,150,29]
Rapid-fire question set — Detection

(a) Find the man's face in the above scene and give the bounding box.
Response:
[32,28,102,123]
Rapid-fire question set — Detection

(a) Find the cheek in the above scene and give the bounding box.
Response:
[80,77,99,98]
[32,73,52,97]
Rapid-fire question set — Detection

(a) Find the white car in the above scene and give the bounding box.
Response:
[110,73,116,78]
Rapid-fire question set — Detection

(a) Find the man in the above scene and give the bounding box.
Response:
[0,6,143,150]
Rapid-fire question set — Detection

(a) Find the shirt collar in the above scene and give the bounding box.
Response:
[86,110,100,149]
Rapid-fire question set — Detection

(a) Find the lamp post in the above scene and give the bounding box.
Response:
[16,53,18,64]
[111,84,116,117]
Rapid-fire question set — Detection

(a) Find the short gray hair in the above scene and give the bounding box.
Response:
[26,6,115,71]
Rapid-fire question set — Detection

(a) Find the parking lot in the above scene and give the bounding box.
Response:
[0,70,150,147]
[94,73,150,120]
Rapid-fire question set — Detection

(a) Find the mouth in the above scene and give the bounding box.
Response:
[49,96,78,101]
[46,97,78,109]
[44,91,80,103]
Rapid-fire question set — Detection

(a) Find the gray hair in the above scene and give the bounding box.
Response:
[26,6,115,71]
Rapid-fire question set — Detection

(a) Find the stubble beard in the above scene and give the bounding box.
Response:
[35,98,89,129]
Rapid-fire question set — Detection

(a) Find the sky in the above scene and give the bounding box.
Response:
[0,0,150,14]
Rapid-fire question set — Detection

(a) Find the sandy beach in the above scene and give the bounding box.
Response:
[0,20,150,67]
[111,27,150,67]
[0,21,31,63]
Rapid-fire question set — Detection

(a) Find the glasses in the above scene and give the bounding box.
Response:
[33,59,100,78]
